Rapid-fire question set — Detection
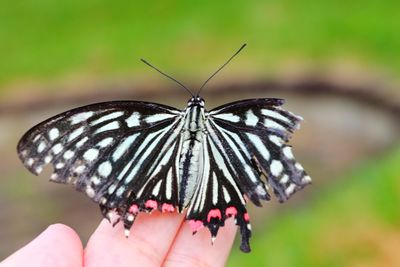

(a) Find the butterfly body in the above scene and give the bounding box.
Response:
[179,97,206,208]
[18,96,311,252]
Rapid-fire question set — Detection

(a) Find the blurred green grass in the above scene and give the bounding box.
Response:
[228,146,400,266]
[1,0,400,92]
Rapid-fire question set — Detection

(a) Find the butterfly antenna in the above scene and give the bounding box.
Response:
[141,58,194,97]
[196,43,247,96]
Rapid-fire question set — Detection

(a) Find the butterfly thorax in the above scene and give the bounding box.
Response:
[178,97,206,209]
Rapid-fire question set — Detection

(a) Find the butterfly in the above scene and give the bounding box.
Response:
[17,44,311,252]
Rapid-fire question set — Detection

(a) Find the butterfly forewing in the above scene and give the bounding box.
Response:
[207,98,311,203]
[17,101,182,206]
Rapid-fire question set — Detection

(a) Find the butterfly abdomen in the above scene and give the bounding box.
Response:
[178,104,206,208]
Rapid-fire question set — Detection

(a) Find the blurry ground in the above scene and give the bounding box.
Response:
[0,77,399,265]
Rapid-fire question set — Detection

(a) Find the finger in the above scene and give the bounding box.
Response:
[85,211,185,267]
[1,224,83,267]
[163,218,237,267]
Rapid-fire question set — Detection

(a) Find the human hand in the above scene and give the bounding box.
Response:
[1,211,236,267]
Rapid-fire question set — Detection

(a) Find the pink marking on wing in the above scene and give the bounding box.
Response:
[129,204,139,214]
[225,206,238,217]
[207,209,222,222]
[244,212,250,222]
[145,200,158,209]
[189,220,204,232]
[161,203,175,213]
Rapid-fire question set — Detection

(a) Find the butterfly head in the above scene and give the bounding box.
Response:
[187,96,205,107]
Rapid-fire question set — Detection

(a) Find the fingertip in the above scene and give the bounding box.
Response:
[1,223,83,267]
[85,212,185,267]
[46,223,82,241]
[163,218,237,267]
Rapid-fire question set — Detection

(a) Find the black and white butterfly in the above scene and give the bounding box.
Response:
[17,45,311,252]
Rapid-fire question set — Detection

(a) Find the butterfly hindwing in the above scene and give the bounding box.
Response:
[186,133,252,251]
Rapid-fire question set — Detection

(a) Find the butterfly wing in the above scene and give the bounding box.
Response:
[208,98,311,201]
[186,98,311,252]
[17,101,184,228]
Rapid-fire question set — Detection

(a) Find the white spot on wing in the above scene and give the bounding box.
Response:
[302,175,312,184]
[108,184,117,194]
[27,158,34,166]
[280,174,289,184]
[33,135,41,143]
[246,133,270,161]
[264,119,286,131]
[270,160,283,176]
[83,148,99,161]
[55,162,65,169]
[283,146,294,159]
[145,113,175,123]
[255,184,267,196]
[125,112,141,127]
[245,110,259,126]
[44,155,52,164]
[213,113,240,123]
[48,128,60,140]
[165,168,173,199]
[37,141,46,153]
[76,136,88,148]
[269,135,283,147]
[112,133,139,161]
[68,127,84,142]
[295,163,304,171]
[152,180,162,196]
[52,144,63,155]
[97,137,114,148]
[212,172,218,205]
[261,109,291,123]
[91,176,101,185]
[74,165,85,174]
[98,161,112,177]
[91,111,124,126]
[86,186,95,198]
[285,183,296,196]
[95,121,119,134]
[222,186,231,203]
[71,111,94,125]
[116,186,126,196]
[63,150,75,160]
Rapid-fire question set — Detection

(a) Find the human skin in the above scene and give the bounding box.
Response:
[1,211,237,267]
